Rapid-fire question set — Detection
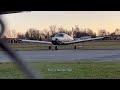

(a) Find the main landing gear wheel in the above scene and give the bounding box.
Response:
[74,45,77,49]
[48,46,52,50]
[55,46,58,50]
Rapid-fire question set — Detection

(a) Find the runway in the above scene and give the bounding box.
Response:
[0,50,120,62]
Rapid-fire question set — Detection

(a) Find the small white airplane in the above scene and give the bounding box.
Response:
[18,33,104,50]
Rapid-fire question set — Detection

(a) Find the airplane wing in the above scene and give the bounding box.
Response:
[63,37,104,44]
[18,39,52,44]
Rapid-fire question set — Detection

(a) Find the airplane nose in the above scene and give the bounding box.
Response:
[52,37,58,41]
[52,37,55,41]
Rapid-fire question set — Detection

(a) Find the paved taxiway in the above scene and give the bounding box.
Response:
[0,50,120,62]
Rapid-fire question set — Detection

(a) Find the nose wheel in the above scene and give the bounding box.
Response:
[48,46,58,50]
[48,46,52,50]
[74,45,77,49]
[55,46,58,50]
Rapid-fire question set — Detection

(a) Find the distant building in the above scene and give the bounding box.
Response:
[110,35,120,40]
[102,36,111,40]
[80,36,91,39]
[102,35,120,40]
[0,38,19,43]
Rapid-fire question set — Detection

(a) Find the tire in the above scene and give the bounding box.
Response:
[74,46,77,49]
[55,46,58,50]
[49,46,52,50]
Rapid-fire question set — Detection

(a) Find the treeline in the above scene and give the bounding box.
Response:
[2,25,120,41]
[17,25,97,41]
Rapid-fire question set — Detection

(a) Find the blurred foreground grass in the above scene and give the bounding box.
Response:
[0,62,120,79]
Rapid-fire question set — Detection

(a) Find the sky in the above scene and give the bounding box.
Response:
[2,11,120,34]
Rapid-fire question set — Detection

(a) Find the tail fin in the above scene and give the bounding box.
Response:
[71,27,74,38]
[71,32,74,38]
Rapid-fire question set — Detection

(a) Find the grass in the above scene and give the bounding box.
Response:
[0,40,119,50]
[0,40,120,79]
[0,63,27,79]
[1,62,120,79]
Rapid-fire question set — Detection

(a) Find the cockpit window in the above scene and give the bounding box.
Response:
[55,34,64,37]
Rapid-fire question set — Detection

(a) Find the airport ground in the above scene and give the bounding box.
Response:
[1,62,120,79]
[6,40,120,50]
[0,40,120,79]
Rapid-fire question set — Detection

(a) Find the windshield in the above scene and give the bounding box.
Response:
[55,34,64,37]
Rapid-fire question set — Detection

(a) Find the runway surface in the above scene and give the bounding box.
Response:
[0,50,120,62]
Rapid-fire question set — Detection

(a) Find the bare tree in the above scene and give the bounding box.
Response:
[11,29,17,38]
[25,31,30,39]
[58,27,69,34]
[72,25,81,38]
[106,31,110,35]
[86,28,93,35]
[4,29,17,38]
[25,28,40,40]
[98,29,107,36]
[1,35,7,38]
[86,28,96,37]
[110,32,115,36]
[17,33,25,39]
[41,29,50,40]
[115,28,120,35]
[49,25,57,37]
[5,30,12,38]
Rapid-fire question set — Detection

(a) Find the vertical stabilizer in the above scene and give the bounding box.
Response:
[71,27,74,38]
[71,32,74,38]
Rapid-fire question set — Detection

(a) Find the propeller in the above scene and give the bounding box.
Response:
[55,38,63,45]
[51,38,62,45]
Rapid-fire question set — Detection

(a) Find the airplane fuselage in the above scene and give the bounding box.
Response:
[51,33,74,45]
[18,32,104,50]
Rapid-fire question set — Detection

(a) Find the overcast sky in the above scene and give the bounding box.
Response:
[2,11,120,34]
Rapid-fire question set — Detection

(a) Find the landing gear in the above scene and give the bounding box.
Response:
[74,45,77,49]
[48,45,58,50]
[48,46,52,50]
[55,46,58,50]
